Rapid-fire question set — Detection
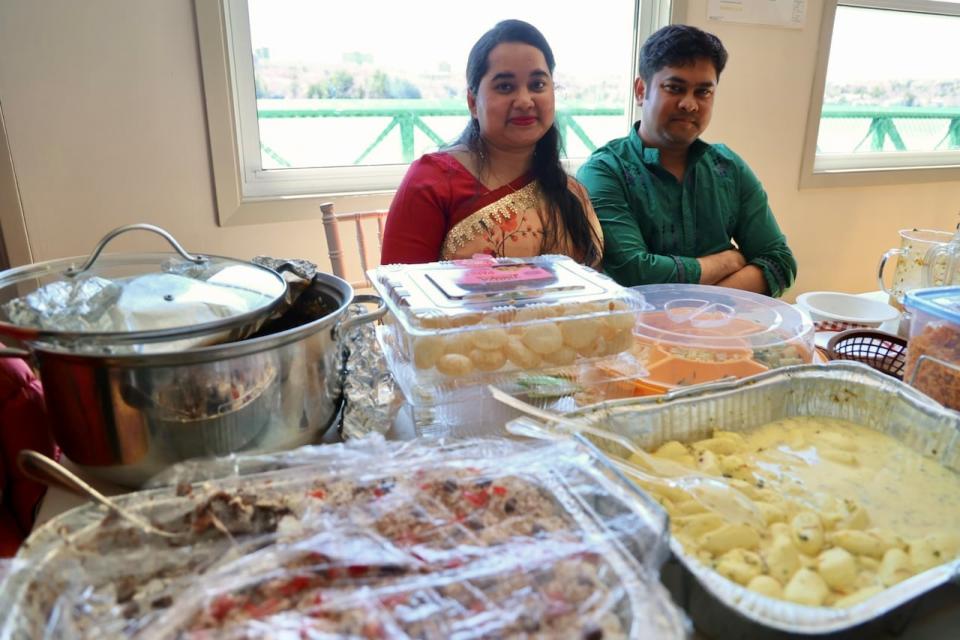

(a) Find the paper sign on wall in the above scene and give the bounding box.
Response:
[708,0,807,29]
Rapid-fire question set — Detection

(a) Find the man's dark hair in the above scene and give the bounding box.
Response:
[639,24,728,82]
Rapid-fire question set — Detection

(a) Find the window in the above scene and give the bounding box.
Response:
[802,0,960,186]
[196,0,674,225]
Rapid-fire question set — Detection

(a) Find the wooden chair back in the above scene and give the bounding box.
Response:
[320,202,388,289]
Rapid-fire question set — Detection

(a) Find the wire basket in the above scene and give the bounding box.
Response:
[825,329,908,379]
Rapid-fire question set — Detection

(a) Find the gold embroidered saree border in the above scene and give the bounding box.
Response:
[441,181,541,259]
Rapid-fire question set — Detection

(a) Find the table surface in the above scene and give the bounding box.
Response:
[30,293,960,638]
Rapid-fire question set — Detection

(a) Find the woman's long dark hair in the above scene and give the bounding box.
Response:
[453,19,601,266]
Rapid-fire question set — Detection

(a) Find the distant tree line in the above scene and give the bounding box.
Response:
[304,70,422,99]
[825,79,960,108]
[255,66,423,100]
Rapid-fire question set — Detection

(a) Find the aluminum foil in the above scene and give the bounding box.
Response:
[516,362,960,635]
[160,256,215,280]
[2,276,121,333]
[251,256,318,310]
[339,303,398,439]
[240,257,396,439]
[251,256,319,283]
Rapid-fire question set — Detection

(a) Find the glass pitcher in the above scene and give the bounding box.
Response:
[877,228,954,305]
[921,224,960,288]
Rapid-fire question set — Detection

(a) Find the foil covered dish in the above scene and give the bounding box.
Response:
[509,362,960,636]
[0,437,689,639]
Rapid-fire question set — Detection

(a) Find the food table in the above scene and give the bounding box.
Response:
[27,373,960,640]
[15,269,960,639]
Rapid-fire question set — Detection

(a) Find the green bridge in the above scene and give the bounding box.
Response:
[256,99,960,167]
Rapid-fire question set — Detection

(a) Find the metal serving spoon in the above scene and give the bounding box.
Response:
[18,450,181,540]
[491,386,766,527]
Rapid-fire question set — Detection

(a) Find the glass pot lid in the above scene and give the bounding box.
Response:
[0,224,287,346]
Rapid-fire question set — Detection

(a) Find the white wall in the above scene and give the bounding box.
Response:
[680,0,959,298]
[0,0,382,272]
[0,0,957,300]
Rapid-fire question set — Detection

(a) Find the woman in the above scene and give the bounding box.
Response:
[380,20,603,268]
[0,351,56,556]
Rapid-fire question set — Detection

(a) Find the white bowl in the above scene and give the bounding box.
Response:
[796,291,900,328]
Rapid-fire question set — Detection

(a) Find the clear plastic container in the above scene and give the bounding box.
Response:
[369,255,647,400]
[394,352,651,438]
[610,284,814,394]
[1,436,689,639]
[903,286,960,410]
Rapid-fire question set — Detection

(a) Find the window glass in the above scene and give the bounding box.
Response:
[816,3,960,160]
[247,0,635,171]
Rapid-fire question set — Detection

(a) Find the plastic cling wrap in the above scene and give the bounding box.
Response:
[0,436,687,639]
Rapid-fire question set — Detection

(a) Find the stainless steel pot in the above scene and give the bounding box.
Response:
[1,261,383,487]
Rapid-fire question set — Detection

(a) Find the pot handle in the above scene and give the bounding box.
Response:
[338,294,387,337]
[65,223,207,277]
[0,347,32,359]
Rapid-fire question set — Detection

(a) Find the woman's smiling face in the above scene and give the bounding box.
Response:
[468,42,555,154]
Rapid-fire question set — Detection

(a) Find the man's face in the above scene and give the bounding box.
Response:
[635,58,718,151]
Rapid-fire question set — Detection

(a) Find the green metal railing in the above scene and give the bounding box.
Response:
[257,99,622,166]
[256,100,960,166]
[819,105,960,151]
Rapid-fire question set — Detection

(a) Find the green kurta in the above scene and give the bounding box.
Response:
[576,123,796,297]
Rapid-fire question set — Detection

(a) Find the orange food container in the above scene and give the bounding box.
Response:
[596,284,814,396]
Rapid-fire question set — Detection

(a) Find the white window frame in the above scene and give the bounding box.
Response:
[196,0,675,226]
[799,0,960,188]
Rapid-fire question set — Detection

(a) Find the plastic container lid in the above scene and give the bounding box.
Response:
[370,254,639,332]
[369,255,648,393]
[0,226,286,346]
[626,284,814,390]
[903,286,960,324]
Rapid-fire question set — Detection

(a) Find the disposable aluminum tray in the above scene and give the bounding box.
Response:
[0,437,689,639]
[561,361,960,637]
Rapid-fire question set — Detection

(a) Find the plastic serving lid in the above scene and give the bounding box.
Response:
[632,283,812,350]
[903,286,960,324]
[624,284,814,390]
[370,254,639,332]
[0,224,286,344]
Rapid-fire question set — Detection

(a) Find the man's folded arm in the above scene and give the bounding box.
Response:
[732,161,798,297]
[579,160,701,287]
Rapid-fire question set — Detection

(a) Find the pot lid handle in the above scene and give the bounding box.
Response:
[65,223,208,278]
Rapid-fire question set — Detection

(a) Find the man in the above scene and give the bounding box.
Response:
[577,25,796,297]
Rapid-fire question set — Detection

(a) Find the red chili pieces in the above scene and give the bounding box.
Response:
[242,597,282,619]
[347,565,369,578]
[461,490,489,508]
[210,594,236,621]
[278,575,312,597]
